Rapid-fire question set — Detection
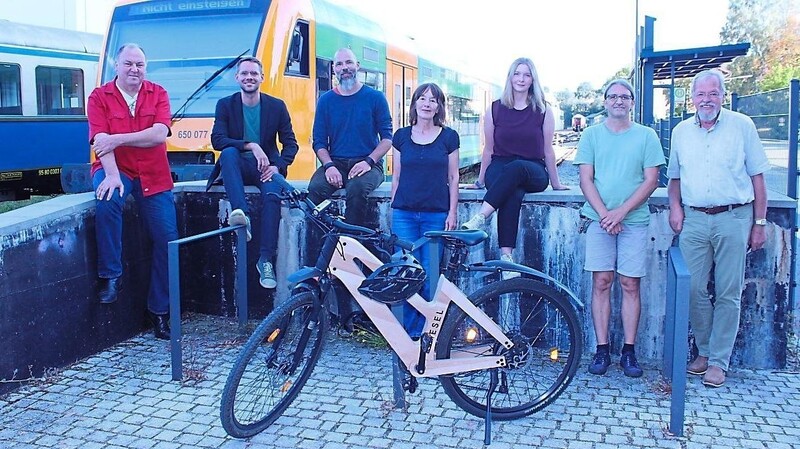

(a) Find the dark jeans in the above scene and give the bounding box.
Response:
[93,170,178,315]
[307,158,384,227]
[218,147,283,260]
[484,156,549,248]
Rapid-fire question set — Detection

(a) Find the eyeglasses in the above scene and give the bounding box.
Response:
[694,91,721,99]
[606,94,633,101]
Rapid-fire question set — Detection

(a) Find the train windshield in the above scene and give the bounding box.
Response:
[102,0,269,117]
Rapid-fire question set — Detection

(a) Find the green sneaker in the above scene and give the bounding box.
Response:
[256,258,277,289]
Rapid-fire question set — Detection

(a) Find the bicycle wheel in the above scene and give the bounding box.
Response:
[436,277,582,420]
[220,291,327,438]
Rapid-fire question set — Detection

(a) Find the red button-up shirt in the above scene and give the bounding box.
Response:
[88,79,174,196]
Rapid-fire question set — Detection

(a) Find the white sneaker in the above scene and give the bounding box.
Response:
[500,253,520,279]
[461,214,486,230]
[229,209,252,242]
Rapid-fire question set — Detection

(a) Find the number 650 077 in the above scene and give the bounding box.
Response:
[177,130,208,139]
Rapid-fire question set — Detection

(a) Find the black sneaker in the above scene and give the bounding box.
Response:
[588,350,611,375]
[620,352,643,378]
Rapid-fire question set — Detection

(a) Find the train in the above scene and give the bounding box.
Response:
[96,0,501,182]
[0,20,101,201]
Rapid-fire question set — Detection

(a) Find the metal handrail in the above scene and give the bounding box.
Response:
[664,243,691,436]
[168,224,248,380]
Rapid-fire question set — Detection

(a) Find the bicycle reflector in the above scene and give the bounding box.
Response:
[357,259,426,305]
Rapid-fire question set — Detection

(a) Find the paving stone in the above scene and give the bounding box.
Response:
[0,315,797,449]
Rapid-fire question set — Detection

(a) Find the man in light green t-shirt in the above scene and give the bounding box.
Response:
[574,79,665,378]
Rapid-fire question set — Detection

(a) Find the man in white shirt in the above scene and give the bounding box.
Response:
[667,69,770,388]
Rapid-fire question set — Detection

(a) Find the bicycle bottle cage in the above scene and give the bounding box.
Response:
[357,257,427,305]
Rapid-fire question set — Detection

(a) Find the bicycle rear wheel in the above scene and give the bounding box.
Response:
[437,278,582,420]
[220,291,327,438]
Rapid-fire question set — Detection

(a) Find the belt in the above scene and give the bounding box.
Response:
[689,203,749,215]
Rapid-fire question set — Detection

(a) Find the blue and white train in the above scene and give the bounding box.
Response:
[0,20,101,201]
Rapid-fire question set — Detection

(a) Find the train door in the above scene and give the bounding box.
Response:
[387,62,415,131]
[386,62,415,176]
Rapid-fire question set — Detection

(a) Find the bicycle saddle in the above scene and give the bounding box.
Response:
[423,229,488,246]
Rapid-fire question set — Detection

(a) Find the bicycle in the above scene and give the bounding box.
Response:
[219,176,584,442]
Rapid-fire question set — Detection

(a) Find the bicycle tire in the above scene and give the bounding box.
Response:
[220,291,327,438]
[436,277,582,420]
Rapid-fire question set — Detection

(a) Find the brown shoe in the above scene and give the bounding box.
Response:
[702,365,726,388]
[686,356,708,375]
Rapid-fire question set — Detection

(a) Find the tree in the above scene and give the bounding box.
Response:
[721,0,800,94]
[759,15,800,90]
[556,66,633,128]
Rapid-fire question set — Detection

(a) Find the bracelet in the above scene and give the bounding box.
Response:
[363,156,376,167]
[323,162,336,171]
[474,180,485,189]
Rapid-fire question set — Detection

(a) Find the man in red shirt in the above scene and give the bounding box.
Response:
[88,43,177,340]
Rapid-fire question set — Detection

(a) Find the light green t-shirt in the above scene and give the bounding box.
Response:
[574,122,665,225]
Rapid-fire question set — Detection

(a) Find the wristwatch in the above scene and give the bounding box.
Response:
[754,218,767,226]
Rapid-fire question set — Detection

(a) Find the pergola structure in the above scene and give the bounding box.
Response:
[634,15,750,125]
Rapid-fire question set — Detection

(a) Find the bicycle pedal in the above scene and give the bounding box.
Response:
[419,333,433,353]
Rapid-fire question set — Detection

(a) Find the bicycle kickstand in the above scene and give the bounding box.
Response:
[484,368,499,445]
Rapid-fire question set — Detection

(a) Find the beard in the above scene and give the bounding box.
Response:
[240,83,259,93]
[696,107,719,122]
[337,71,356,90]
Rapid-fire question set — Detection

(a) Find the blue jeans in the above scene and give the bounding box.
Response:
[93,170,178,315]
[391,208,447,337]
[218,147,284,260]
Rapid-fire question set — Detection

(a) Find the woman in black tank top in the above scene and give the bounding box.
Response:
[461,57,568,268]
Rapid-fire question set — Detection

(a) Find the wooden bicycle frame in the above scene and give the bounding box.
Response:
[328,236,513,377]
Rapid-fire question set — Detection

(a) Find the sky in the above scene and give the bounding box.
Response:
[1,0,730,93]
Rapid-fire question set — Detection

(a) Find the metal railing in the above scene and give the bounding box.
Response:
[663,243,691,436]
[168,225,248,380]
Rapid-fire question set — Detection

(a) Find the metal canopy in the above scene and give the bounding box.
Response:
[641,42,751,81]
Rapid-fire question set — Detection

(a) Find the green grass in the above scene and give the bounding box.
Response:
[0,196,56,214]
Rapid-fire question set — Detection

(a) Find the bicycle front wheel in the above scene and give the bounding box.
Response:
[220,291,327,438]
[437,278,582,420]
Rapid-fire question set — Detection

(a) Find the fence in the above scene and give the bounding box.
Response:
[733,85,796,197]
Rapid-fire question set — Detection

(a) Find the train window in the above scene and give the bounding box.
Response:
[35,66,85,115]
[361,70,385,93]
[285,21,310,77]
[362,47,379,63]
[0,63,22,115]
[316,58,332,97]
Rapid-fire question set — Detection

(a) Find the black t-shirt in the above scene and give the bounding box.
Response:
[391,126,460,212]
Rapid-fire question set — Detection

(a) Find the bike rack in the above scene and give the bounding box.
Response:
[167,225,248,380]
[663,243,691,436]
[390,238,442,409]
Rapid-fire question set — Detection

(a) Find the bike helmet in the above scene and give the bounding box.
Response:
[357,258,427,305]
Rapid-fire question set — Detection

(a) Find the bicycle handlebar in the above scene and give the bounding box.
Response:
[268,174,416,250]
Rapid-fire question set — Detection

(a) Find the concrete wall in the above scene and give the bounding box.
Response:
[0,183,795,393]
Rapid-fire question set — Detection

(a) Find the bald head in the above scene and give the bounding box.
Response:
[333,47,360,93]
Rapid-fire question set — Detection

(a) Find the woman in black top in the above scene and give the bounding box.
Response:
[390,82,460,336]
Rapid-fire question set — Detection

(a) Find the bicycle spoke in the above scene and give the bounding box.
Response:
[437,278,582,420]
[220,292,326,438]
